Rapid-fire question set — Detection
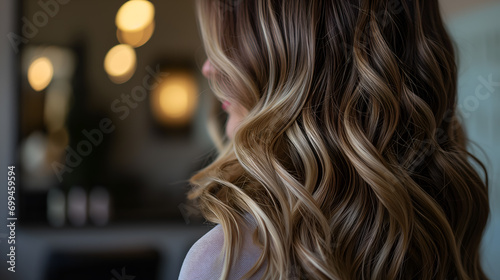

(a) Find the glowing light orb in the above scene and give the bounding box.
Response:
[104,44,137,84]
[151,72,198,126]
[117,21,155,48]
[116,0,155,32]
[28,57,54,91]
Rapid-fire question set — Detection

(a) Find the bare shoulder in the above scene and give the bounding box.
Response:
[178,218,265,280]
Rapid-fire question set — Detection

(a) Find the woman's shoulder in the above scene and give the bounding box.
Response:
[178,224,226,280]
[178,217,265,280]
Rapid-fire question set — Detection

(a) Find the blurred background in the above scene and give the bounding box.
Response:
[0,0,499,279]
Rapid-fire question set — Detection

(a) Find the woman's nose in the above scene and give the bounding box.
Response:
[202,59,214,78]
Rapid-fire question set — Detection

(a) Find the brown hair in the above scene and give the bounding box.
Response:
[190,0,490,279]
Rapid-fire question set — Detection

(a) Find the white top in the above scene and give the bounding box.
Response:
[179,221,265,279]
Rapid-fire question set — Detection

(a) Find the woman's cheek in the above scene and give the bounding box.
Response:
[225,105,248,139]
[225,113,243,139]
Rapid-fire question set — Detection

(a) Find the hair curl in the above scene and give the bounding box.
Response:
[190,0,490,279]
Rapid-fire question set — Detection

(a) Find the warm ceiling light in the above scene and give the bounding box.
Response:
[117,21,155,48]
[160,84,190,118]
[104,44,137,84]
[151,72,199,126]
[28,57,54,91]
[116,0,155,32]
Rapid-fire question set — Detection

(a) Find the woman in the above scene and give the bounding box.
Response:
[180,0,490,279]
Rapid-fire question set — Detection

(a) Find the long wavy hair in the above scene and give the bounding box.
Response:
[189,0,490,279]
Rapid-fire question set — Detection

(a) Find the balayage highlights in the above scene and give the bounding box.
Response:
[190,0,490,279]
